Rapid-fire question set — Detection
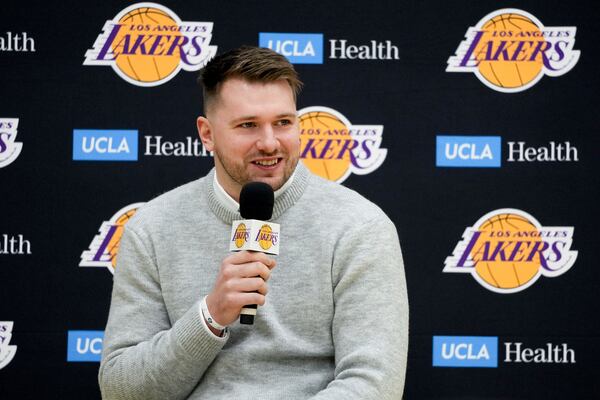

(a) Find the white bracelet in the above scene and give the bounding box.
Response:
[201,295,227,331]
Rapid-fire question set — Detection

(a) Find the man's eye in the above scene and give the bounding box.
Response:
[239,122,255,128]
[276,119,292,126]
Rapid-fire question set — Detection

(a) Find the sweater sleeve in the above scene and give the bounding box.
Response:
[98,225,228,400]
[310,214,409,400]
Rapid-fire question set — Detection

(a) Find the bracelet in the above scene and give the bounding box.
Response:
[201,295,227,331]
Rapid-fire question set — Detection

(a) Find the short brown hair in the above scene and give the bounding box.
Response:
[198,46,303,113]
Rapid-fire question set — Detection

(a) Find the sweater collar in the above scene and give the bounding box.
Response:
[206,162,311,224]
[212,170,297,214]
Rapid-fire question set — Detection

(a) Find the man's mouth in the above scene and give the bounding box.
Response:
[252,158,281,167]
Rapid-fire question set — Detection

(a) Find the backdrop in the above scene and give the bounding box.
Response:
[1,0,598,398]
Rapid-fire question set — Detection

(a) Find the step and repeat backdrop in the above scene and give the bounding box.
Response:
[1,0,599,398]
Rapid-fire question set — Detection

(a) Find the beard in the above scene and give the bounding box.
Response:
[214,147,299,192]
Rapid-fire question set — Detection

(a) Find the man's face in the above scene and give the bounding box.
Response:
[197,78,300,201]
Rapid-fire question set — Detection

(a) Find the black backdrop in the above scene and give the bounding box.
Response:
[1,0,599,398]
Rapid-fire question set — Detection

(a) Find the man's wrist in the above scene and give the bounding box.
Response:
[200,295,228,334]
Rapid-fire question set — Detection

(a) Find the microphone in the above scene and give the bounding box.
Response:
[230,182,280,325]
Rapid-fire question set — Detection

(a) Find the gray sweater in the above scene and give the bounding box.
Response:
[99,163,408,399]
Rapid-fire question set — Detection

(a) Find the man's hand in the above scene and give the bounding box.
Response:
[205,251,276,332]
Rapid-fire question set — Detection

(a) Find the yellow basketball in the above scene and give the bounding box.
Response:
[109,208,139,269]
[258,225,273,251]
[475,13,544,89]
[113,7,182,84]
[234,223,247,248]
[299,111,352,182]
[471,213,541,290]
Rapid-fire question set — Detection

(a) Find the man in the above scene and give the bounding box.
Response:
[99,46,408,399]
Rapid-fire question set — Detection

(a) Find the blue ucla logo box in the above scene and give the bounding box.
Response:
[73,129,138,161]
[433,336,498,368]
[436,135,501,167]
[67,330,104,362]
[259,33,324,64]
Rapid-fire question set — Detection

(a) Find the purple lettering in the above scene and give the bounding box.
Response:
[526,241,549,269]
[459,30,484,67]
[488,241,512,261]
[457,231,481,267]
[336,139,359,167]
[359,139,374,161]
[96,24,122,61]
[128,34,154,55]
[166,35,187,56]
[319,139,338,159]
[301,138,320,159]
[529,41,552,66]
[94,225,117,261]
[148,35,166,55]
[0,132,10,153]
[491,41,512,61]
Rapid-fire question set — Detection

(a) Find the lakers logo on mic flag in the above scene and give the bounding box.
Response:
[230,220,279,255]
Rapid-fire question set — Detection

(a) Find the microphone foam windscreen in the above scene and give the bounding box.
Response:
[239,182,274,220]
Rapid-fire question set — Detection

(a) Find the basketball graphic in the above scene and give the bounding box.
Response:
[475,13,544,89]
[84,3,218,87]
[234,223,248,248]
[446,9,580,93]
[471,213,541,290]
[257,225,273,251]
[112,7,182,84]
[444,209,578,293]
[80,202,145,274]
[298,106,387,183]
[107,208,140,270]
[299,110,352,182]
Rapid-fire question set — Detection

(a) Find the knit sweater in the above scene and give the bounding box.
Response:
[99,163,408,399]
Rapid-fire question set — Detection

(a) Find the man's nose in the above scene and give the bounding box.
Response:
[256,125,278,153]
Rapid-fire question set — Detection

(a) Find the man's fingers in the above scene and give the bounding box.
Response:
[221,260,273,281]
[225,251,276,270]
[228,277,268,294]
[238,262,272,280]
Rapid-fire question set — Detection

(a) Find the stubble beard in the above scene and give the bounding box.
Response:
[215,148,299,192]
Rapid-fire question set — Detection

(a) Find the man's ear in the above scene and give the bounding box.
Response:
[197,116,214,151]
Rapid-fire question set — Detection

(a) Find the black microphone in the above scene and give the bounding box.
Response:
[237,182,274,325]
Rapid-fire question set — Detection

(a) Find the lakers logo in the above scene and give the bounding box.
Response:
[255,224,277,250]
[298,106,387,183]
[0,321,17,370]
[80,202,145,274]
[0,118,22,168]
[444,209,577,293]
[84,3,217,87]
[232,223,249,248]
[447,9,580,92]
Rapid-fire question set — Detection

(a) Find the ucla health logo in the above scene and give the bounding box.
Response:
[0,118,22,168]
[0,321,17,370]
[444,209,577,293]
[80,203,145,274]
[1,32,36,52]
[67,331,104,362]
[259,33,323,64]
[436,135,501,167]
[84,3,217,87]
[433,336,498,368]
[261,33,399,62]
[298,106,387,183]
[447,9,580,92]
[73,129,138,161]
